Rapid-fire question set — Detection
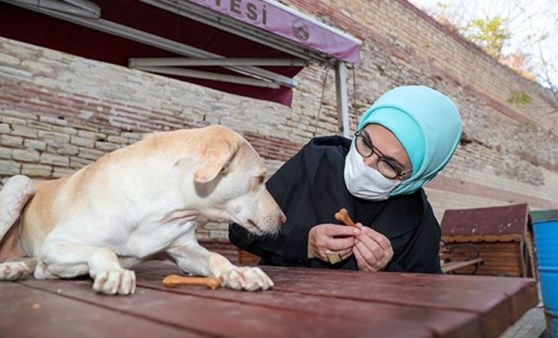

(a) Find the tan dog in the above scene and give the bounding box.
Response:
[0,125,285,295]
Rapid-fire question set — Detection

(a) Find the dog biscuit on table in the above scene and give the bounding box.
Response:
[163,274,222,290]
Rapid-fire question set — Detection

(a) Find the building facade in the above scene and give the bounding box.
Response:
[1,0,557,240]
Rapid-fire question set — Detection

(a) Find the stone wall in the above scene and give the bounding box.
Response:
[1,0,557,240]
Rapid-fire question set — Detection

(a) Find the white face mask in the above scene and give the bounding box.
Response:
[343,142,401,200]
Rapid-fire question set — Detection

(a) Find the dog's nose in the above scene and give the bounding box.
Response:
[278,213,287,225]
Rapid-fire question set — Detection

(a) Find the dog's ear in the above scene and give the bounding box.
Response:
[193,140,240,183]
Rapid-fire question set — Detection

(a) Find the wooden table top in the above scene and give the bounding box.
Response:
[0,260,538,338]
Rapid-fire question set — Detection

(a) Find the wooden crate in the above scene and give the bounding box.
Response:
[441,203,536,278]
[473,242,528,277]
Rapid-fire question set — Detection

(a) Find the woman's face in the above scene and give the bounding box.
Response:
[359,124,412,177]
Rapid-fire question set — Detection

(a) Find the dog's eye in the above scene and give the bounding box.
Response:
[250,175,266,191]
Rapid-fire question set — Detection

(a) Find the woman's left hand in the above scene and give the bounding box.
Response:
[353,223,394,271]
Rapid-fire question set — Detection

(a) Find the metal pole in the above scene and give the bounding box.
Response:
[336,61,350,138]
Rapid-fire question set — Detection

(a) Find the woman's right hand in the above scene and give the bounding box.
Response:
[307,224,360,262]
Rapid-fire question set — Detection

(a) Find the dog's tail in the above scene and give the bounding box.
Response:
[0,175,36,281]
[0,175,35,243]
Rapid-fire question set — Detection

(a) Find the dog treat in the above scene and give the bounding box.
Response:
[162,274,222,290]
[334,208,356,227]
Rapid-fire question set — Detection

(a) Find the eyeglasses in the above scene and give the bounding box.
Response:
[354,130,411,179]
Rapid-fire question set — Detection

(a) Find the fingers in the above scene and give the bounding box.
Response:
[354,240,383,271]
[309,223,393,268]
[353,244,368,270]
[324,224,361,237]
[353,223,394,271]
[337,247,354,260]
[356,223,391,251]
[308,224,359,261]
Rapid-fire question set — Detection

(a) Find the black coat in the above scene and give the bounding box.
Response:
[229,136,442,273]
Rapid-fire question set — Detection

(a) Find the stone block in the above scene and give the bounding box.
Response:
[2,116,26,126]
[13,149,40,162]
[78,148,105,161]
[0,160,20,175]
[37,130,70,143]
[70,135,95,148]
[40,153,69,166]
[27,121,54,130]
[38,115,68,127]
[52,126,78,136]
[0,147,12,159]
[70,156,92,169]
[0,109,39,121]
[95,141,120,152]
[0,52,20,65]
[21,60,53,73]
[0,124,9,134]
[48,143,79,156]
[24,139,47,151]
[107,135,129,145]
[78,130,106,141]
[100,128,121,136]
[0,65,32,80]
[121,132,143,141]
[22,163,52,177]
[52,167,76,178]
[1,135,23,148]
[11,125,37,138]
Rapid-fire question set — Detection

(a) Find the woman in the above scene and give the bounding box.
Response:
[229,85,462,273]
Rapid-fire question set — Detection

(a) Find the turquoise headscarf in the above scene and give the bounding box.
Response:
[357,85,462,196]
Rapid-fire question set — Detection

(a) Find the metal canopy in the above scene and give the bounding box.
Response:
[0,0,361,136]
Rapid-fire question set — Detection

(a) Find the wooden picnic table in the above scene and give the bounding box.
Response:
[0,260,538,338]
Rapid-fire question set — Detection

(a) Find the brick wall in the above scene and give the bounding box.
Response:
[1,0,557,240]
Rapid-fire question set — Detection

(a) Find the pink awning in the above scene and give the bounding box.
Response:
[0,0,361,106]
[187,0,361,64]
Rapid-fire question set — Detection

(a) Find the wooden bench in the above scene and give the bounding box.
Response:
[440,241,484,274]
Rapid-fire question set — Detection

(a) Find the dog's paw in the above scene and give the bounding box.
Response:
[221,267,274,291]
[0,262,31,281]
[92,268,136,295]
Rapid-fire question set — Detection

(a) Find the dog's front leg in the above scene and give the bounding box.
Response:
[39,244,136,295]
[167,240,273,291]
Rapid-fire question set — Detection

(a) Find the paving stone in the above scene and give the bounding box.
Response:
[499,306,547,338]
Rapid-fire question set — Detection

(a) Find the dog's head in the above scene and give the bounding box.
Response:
[186,125,286,235]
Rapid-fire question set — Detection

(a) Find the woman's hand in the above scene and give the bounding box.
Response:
[308,224,360,262]
[353,223,393,271]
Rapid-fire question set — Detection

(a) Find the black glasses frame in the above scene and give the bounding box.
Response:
[354,130,411,179]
